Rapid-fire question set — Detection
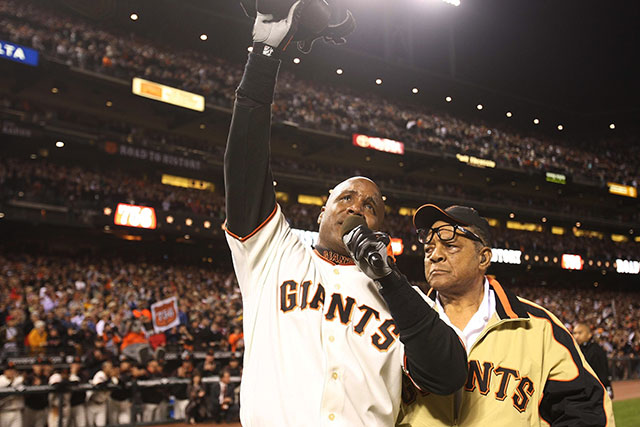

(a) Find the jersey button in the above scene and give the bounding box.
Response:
[328,413,335,421]
[328,336,335,343]
[335,284,341,290]
[333,268,340,275]
[332,372,338,380]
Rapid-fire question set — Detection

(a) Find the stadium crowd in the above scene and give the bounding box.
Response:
[1,0,639,187]
[0,252,243,425]
[0,250,638,375]
[2,155,639,259]
[4,92,638,226]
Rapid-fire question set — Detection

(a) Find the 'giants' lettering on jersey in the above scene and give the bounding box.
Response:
[279,279,399,351]
[464,360,535,412]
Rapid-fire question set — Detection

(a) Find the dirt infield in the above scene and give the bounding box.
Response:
[156,380,640,427]
[612,379,640,400]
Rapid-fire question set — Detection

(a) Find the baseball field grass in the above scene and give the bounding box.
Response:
[613,397,640,427]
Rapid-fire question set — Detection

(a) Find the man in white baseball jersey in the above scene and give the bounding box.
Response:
[223,1,468,425]
[87,361,114,426]
[0,362,24,427]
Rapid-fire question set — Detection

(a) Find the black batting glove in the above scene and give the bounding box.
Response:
[343,224,393,280]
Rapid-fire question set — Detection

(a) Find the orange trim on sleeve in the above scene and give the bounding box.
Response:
[224,205,278,242]
[489,278,518,319]
[403,354,430,394]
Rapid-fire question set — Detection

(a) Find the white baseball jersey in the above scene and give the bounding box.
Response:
[226,204,405,427]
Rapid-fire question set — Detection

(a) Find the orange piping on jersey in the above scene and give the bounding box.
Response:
[538,392,551,427]
[224,205,278,242]
[489,278,518,319]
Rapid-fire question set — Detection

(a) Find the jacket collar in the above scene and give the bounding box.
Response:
[426,276,529,320]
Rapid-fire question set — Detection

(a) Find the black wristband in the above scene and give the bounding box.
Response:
[237,52,281,105]
[252,42,283,60]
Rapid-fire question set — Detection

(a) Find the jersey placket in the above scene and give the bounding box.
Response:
[320,267,347,425]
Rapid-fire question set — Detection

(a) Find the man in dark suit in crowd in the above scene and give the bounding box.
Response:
[208,370,239,423]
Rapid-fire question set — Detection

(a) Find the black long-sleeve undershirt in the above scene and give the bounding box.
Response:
[224,52,468,394]
[379,270,468,395]
[224,53,279,238]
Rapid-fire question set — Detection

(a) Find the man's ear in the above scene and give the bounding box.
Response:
[479,247,492,270]
[317,206,325,225]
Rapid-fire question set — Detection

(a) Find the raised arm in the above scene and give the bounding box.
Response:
[224,1,305,238]
[224,54,279,238]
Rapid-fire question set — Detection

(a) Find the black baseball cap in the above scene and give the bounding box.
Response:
[413,204,492,246]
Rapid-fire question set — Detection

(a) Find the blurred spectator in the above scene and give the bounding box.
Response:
[22,359,49,427]
[0,362,24,427]
[27,320,47,351]
[108,359,133,425]
[185,371,208,424]
[226,357,242,378]
[574,322,614,399]
[198,350,219,377]
[172,365,190,420]
[140,359,167,422]
[69,359,88,427]
[86,361,114,426]
[48,370,71,427]
[0,315,22,357]
[228,326,244,353]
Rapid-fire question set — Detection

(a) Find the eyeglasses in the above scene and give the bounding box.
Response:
[417,224,485,245]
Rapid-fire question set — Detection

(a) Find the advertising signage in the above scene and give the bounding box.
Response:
[132,77,205,112]
[0,40,39,66]
[352,134,405,155]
